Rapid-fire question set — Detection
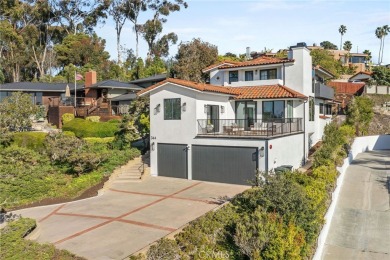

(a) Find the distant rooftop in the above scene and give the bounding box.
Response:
[85,80,144,90]
[0,82,79,92]
[129,74,167,84]
[110,93,137,102]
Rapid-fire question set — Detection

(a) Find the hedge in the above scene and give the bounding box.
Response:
[62,118,119,138]
[12,132,47,151]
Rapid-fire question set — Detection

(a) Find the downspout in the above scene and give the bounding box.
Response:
[265,140,269,173]
[283,62,286,86]
[303,99,307,165]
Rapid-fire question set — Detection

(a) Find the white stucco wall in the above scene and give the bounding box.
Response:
[266,133,305,171]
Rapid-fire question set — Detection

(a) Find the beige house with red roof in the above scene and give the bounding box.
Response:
[138,43,335,185]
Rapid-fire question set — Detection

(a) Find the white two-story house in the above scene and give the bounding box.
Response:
[138,43,335,185]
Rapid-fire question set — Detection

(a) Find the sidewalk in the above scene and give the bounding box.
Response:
[322,150,390,259]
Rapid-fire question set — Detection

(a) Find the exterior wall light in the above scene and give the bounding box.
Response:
[221,105,225,113]
[182,102,186,112]
[154,104,160,115]
[259,146,265,157]
[151,142,155,151]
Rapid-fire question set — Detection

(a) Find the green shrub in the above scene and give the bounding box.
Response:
[83,137,114,144]
[62,113,75,124]
[63,118,118,138]
[0,218,85,259]
[107,119,120,124]
[234,209,305,259]
[12,132,46,151]
[86,116,100,122]
[63,131,76,137]
[147,239,182,260]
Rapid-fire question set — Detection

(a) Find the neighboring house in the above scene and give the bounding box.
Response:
[138,43,335,185]
[348,71,372,82]
[129,74,167,88]
[308,46,368,73]
[0,82,73,107]
[327,81,365,110]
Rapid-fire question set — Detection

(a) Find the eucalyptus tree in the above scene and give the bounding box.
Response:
[108,0,127,64]
[140,0,188,60]
[0,0,60,82]
[338,25,347,50]
[123,0,147,58]
[52,0,110,35]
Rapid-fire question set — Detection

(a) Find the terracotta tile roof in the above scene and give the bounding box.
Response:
[218,57,294,69]
[327,81,365,94]
[137,78,237,96]
[202,60,242,72]
[350,71,373,78]
[138,78,307,100]
[232,85,307,100]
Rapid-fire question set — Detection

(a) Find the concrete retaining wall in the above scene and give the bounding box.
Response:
[313,134,390,260]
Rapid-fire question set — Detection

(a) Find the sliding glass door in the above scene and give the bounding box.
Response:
[235,101,257,130]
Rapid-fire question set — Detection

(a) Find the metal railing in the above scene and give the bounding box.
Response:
[197,118,303,137]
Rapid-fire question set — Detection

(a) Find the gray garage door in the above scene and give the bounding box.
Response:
[192,145,258,185]
[158,143,187,179]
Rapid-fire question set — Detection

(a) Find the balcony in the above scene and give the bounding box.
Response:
[314,82,334,100]
[197,118,303,138]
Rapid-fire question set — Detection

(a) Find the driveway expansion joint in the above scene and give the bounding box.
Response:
[53,182,203,245]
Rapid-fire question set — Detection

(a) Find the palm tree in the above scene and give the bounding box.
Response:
[339,25,347,50]
[375,27,384,64]
[380,25,389,64]
[363,49,372,71]
[343,41,352,51]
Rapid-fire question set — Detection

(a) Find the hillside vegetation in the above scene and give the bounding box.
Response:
[366,94,390,135]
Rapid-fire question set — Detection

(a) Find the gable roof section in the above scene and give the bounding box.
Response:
[0,82,74,92]
[233,85,307,99]
[218,57,294,70]
[86,80,143,90]
[138,78,306,100]
[327,81,365,94]
[314,65,335,78]
[137,78,237,96]
[202,61,242,73]
[349,71,373,81]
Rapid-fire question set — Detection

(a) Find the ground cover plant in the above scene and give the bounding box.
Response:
[0,218,86,259]
[0,131,140,210]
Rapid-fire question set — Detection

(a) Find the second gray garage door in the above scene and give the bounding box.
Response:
[158,143,187,179]
[192,145,258,185]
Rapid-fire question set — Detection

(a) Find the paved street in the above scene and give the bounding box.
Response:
[322,150,390,260]
[16,177,248,260]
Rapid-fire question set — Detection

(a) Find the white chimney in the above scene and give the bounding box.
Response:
[246,47,251,60]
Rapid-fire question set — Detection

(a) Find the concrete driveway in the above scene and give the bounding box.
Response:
[16,176,248,260]
[322,150,390,259]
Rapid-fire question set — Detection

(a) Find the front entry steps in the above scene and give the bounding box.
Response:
[113,157,145,183]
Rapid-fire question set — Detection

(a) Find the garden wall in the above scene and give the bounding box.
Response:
[313,134,390,260]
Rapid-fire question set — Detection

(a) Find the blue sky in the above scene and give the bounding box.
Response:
[95,0,390,64]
